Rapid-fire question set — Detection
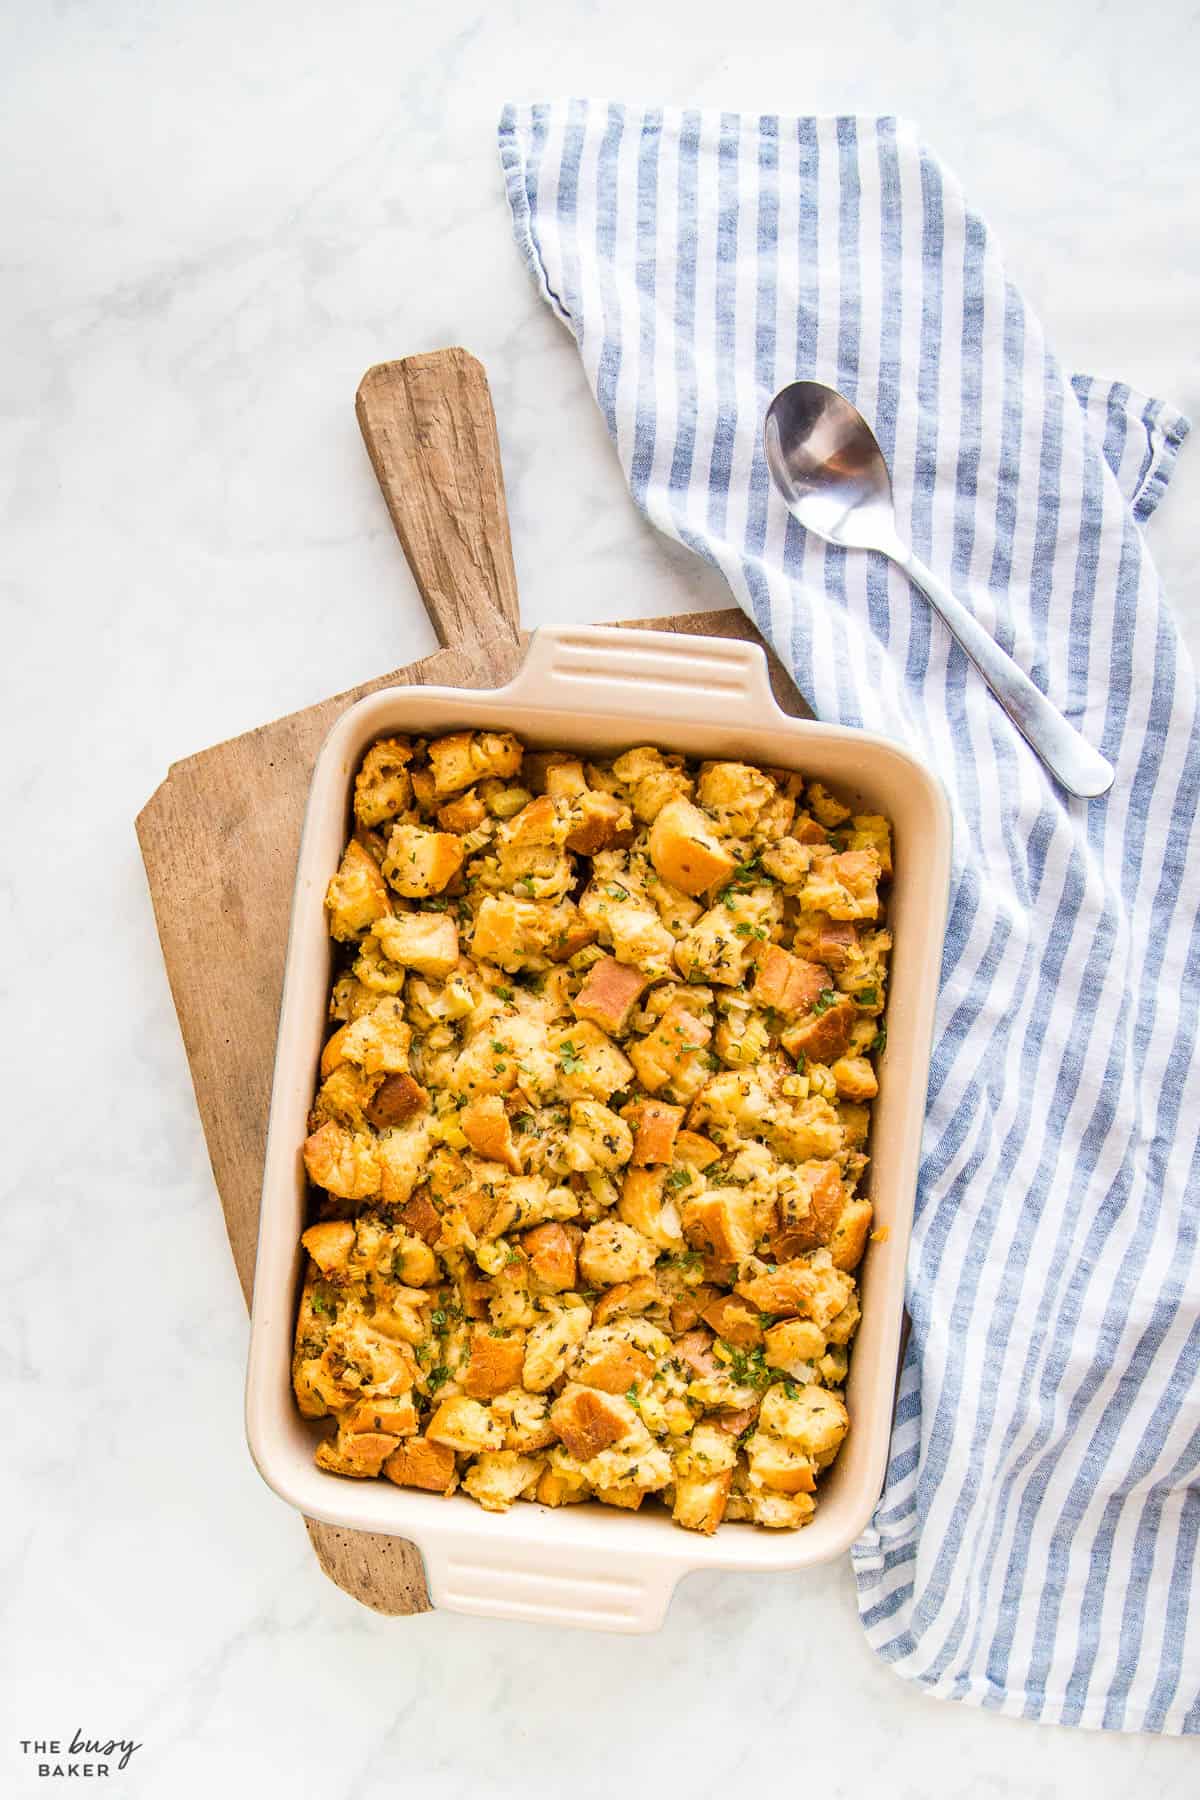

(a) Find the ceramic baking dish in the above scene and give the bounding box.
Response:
[246,624,951,1632]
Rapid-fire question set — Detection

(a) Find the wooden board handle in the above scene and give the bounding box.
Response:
[356,348,521,649]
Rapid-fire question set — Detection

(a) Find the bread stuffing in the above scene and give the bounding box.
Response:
[293,733,892,1534]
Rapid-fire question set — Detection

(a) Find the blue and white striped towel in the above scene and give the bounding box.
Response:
[498,104,1198,1732]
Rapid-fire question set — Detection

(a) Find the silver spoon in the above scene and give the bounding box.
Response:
[764,380,1114,800]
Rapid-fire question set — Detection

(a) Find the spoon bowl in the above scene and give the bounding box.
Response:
[765,382,902,555]
[763,379,1114,799]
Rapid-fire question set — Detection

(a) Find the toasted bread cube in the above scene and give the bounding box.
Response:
[572,956,648,1036]
[342,1393,419,1437]
[315,1429,400,1478]
[681,1188,757,1264]
[527,754,587,798]
[780,994,857,1064]
[301,1219,356,1276]
[763,1317,826,1375]
[565,790,631,854]
[425,1395,503,1454]
[672,1471,733,1534]
[563,1099,633,1172]
[550,1383,636,1461]
[674,1129,722,1169]
[749,944,829,1015]
[396,1194,440,1250]
[521,1222,579,1293]
[806,782,851,828]
[326,840,391,941]
[829,1198,874,1272]
[428,730,523,795]
[332,997,412,1076]
[618,1167,684,1252]
[536,1453,591,1507]
[648,799,736,895]
[303,1121,380,1200]
[699,1293,763,1349]
[627,1099,685,1166]
[747,1488,816,1529]
[628,1006,713,1100]
[375,910,460,978]
[771,1158,846,1259]
[462,1450,545,1512]
[832,1054,879,1102]
[354,737,414,826]
[761,1382,849,1461]
[801,847,881,921]
[745,1432,817,1494]
[462,1326,527,1400]
[523,1305,590,1391]
[696,760,778,830]
[382,823,465,897]
[736,1259,818,1317]
[383,1435,457,1494]
[437,788,487,833]
[573,1332,655,1395]
[578,1219,657,1287]
[591,1275,661,1324]
[366,1071,430,1128]
[549,1022,635,1102]
[848,813,893,878]
[461,1094,522,1173]
[594,1481,646,1511]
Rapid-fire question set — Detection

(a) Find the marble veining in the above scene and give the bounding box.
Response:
[2,0,1197,1793]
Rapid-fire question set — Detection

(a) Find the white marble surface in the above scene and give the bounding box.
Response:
[4,1,1198,1793]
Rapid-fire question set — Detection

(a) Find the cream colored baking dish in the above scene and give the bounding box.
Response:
[246,624,951,1632]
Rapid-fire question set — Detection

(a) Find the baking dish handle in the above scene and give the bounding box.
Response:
[418,1533,689,1633]
[506,623,785,724]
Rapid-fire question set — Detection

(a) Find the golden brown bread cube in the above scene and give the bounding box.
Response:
[462,1327,527,1401]
[460,1094,522,1173]
[832,1054,879,1101]
[628,1005,713,1100]
[425,1395,503,1454]
[648,798,736,895]
[550,1383,634,1461]
[781,994,858,1064]
[315,1429,400,1478]
[382,824,465,897]
[572,955,648,1036]
[672,1471,733,1535]
[300,1219,356,1276]
[342,1394,419,1437]
[572,1333,655,1394]
[520,1222,579,1293]
[626,1098,685,1166]
[383,1435,457,1494]
[428,730,523,795]
[354,738,414,827]
[366,1071,429,1128]
[829,1198,874,1272]
[326,840,392,941]
[699,1293,764,1350]
[748,943,829,1015]
[374,910,460,978]
[681,1188,757,1264]
[302,1121,380,1200]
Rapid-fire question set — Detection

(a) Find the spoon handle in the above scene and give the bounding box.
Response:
[898,549,1114,799]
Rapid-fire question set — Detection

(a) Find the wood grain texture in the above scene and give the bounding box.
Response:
[356,349,521,649]
[137,346,809,1622]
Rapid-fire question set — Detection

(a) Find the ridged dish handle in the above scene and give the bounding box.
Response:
[510,624,783,723]
[419,1534,687,1633]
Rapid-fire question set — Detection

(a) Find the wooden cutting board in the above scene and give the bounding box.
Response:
[136,346,808,1618]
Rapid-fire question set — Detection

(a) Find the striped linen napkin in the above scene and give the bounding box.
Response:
[498,104,1198,1733]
